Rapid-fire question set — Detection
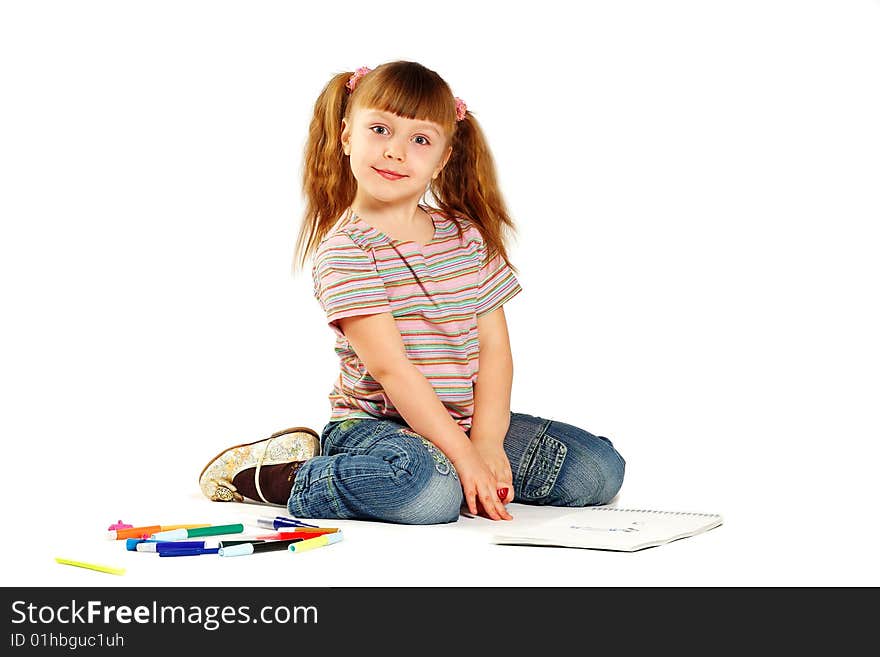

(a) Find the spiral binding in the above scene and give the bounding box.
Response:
[593,507,719,518]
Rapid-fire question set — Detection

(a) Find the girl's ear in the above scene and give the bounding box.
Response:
[340,118,351,155]
[434,145,453,178]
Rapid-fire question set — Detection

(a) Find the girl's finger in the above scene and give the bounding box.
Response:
[480,489,506,521]
[475,490,497,520]
[466,491,478,516]
[495,495,513,520]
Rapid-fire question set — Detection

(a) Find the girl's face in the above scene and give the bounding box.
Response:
[341,107,452,205]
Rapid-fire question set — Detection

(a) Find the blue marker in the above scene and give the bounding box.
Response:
[125,538,157,551]
[136,540,205,553]
[256,516,319,530]
[278,515,319,527]
[158,547,220,557]
[156,541,207,553]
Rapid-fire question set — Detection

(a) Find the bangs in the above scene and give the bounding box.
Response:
[351,61,457,134]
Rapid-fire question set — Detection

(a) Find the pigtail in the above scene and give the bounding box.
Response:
[431,112,519,276]
[292,72,358,275]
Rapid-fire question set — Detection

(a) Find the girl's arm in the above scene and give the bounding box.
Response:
[468,307,515,504]
[469,306,514,446]
[338,312,512,520]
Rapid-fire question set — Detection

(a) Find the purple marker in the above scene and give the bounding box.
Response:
[256,516,319,530]
[276,515,318,527]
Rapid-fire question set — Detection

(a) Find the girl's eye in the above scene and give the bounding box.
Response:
[370,126,430,145]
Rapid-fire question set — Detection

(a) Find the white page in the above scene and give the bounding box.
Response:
[492,507,723,552]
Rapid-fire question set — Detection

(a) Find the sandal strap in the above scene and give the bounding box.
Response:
[253,436,274,504]
[255,428,317,505]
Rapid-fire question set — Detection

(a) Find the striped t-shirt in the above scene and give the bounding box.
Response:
[312,204,522,431]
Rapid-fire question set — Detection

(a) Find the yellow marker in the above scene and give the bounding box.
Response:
[55,557,125,576]
[288,530,344,553]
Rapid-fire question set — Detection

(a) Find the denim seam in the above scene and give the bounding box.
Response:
[531,435,568,498]
[325,419,391,457]
[519,420,569,500]
[514,417,553,496]
[324,475,343,517]
[417,436,458,480]
[584,452,608,504]
[290,474,343,517]
[385,453,414,477]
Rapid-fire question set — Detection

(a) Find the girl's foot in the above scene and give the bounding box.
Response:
[198,426,319,504]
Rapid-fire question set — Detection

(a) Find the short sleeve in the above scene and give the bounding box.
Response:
[312,233,392,337]
[475,238,522,318]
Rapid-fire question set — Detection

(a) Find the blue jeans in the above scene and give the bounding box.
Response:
[288,412,626,525]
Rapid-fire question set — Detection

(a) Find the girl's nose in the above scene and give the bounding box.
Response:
[384,139,406,160]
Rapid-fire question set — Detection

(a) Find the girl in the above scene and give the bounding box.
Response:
[199,60,626,524]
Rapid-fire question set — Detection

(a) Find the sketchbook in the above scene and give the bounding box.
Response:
[491,507,723,552]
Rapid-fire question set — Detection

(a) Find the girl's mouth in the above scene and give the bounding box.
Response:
[373,168,406,181]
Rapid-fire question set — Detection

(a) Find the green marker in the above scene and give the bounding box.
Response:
[151,523,244,541]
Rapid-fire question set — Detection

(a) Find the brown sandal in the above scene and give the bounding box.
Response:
[198,426,319,503]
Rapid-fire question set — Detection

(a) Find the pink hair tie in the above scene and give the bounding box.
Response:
[345,66,373,92]
[454,97,467,122]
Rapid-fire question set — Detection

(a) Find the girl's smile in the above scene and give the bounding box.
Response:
[373,167,408,180]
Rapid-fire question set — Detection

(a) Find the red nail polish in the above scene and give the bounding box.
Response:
[497,487,508,501]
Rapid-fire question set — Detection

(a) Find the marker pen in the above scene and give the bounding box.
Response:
[158,547,220,557]
[276,515,319,527]
[256,517,319,530]
[219,538,303,557]
[107,524,211,540]
[56,557,125,575]
[156,541,208,553]
[289,531,344,553]
[216,539,267,548]
[255,529,338,541]
[151,523,244,541]
[107,520,133,531]
[106,525,160,541]
[137,540,205,553]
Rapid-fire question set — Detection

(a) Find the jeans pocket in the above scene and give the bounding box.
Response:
[518,431,568,501]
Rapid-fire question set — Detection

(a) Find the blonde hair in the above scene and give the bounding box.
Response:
[292,60,518,276]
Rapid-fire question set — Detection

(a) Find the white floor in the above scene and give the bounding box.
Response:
[4,469,877,588]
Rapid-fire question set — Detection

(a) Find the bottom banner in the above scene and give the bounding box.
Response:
[0,586,871,650]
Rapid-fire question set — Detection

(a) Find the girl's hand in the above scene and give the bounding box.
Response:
[451,445,513,521]
[470,437,514,505]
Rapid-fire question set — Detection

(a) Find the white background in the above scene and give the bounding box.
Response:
[1,0,878,587]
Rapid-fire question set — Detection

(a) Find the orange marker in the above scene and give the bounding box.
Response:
[106,524,210,540]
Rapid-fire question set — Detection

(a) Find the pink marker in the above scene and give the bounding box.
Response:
[107,520,133,531]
